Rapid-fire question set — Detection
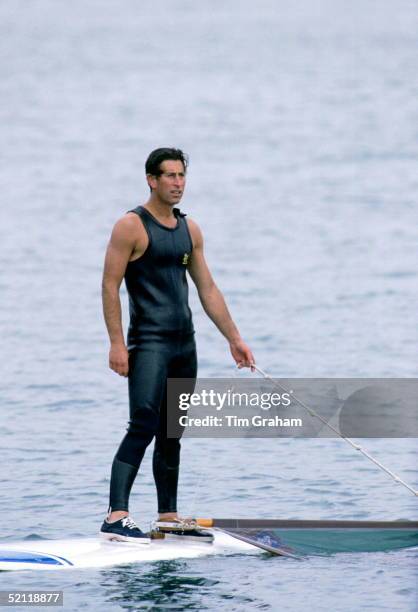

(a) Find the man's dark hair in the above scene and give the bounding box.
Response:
[145,148,189,177]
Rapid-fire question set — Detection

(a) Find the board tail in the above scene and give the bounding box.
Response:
[216,528,299,558]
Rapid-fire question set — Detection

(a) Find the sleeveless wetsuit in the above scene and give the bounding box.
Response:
[108,206,197,514]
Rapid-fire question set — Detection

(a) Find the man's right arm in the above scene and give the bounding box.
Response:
[101,215,144,377]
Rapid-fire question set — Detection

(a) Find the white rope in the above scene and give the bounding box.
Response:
[252,364,418,498]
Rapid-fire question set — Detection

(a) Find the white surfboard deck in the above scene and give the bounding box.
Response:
[0,530,257,571]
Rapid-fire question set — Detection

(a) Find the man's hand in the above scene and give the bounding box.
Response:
[109,343,129,377]
[230,339,255,371]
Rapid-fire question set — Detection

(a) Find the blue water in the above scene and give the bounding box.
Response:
[1,0,417,610]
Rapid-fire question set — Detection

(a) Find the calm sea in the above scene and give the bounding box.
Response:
[1,0,417,610]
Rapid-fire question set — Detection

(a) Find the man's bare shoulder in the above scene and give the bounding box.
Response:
[186,217,204,247]
[115,211,145,230]
[107,212,149,260]
[111,212,147,239]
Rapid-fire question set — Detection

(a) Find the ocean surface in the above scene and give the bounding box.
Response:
[1,0,417,610]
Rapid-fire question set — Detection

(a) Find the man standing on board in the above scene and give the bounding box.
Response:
[100,148,254,543]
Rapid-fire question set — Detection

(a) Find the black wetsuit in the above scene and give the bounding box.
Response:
[108,206,197,514]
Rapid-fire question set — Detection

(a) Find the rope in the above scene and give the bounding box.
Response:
[252,364,418,498]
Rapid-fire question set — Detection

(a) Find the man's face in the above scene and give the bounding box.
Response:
[147,160,186,205]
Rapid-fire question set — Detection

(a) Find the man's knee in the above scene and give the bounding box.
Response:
[128,407,159,438]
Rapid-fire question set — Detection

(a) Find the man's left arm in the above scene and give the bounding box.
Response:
[187,219,255,369]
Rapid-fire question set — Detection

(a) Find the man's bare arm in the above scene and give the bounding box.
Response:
[187,219,255,368]
[102,215,146,376]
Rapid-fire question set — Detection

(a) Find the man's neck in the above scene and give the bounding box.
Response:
[143,197,175,220]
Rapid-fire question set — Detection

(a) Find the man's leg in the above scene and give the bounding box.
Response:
[153,420,181,518]
[107,345,168,521]
[153,335,197,520]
